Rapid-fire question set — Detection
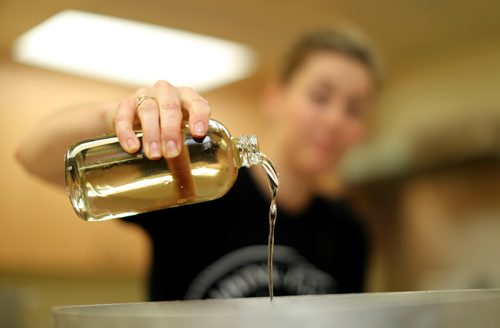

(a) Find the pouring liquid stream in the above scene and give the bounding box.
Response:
[260,154,279,301]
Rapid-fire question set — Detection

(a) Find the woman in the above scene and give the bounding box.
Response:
[16,28,380,300]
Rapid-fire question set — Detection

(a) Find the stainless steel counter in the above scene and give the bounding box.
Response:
[53,289,500,328]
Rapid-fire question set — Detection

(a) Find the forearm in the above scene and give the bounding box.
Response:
[15,101,117,187]
[15,81,212,188]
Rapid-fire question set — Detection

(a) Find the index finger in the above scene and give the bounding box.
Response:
[114,95,140,153]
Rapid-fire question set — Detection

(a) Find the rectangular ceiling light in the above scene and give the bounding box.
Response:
[12,10,257,91]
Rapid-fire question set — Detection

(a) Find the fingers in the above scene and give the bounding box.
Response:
[178,87,211,138]
[156,82,183,158]
[115,81,211,159]
[114,95,140,153]
[136,88,162,159]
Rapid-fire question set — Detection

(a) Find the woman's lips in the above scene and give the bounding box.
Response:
[314,138,337,154]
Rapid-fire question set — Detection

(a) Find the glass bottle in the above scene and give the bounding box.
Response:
[65,119,262,221]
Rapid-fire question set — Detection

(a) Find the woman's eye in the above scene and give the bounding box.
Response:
[309,91,330,105]
[346,103,364,119]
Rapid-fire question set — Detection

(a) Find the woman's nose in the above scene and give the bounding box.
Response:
[322,101,347,131]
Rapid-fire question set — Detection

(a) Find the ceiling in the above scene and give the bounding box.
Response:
[1,0,500,74]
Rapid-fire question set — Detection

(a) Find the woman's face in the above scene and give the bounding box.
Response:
[272,51,375,175]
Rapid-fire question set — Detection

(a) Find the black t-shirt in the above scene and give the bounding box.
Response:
[123,168,369,301]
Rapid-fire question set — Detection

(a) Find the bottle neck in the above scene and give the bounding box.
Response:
[234,135,261,168]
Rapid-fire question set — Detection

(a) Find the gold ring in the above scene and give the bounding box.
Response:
[136,95,157,108]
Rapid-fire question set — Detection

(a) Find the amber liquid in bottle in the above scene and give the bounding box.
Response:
[66,120,261,221]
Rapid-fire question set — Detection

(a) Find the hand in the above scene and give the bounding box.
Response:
[113,80,211,159]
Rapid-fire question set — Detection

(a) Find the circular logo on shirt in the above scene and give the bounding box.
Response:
[184,245,336,299]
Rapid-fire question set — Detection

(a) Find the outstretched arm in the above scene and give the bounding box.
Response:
[15,101,116,186]
[15,80,211,187]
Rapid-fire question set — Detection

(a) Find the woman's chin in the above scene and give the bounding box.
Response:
[298,156,337,176]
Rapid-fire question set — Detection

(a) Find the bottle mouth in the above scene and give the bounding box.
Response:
[235,135,261,168]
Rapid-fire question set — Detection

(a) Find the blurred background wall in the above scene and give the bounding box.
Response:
[1,1,500,327]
